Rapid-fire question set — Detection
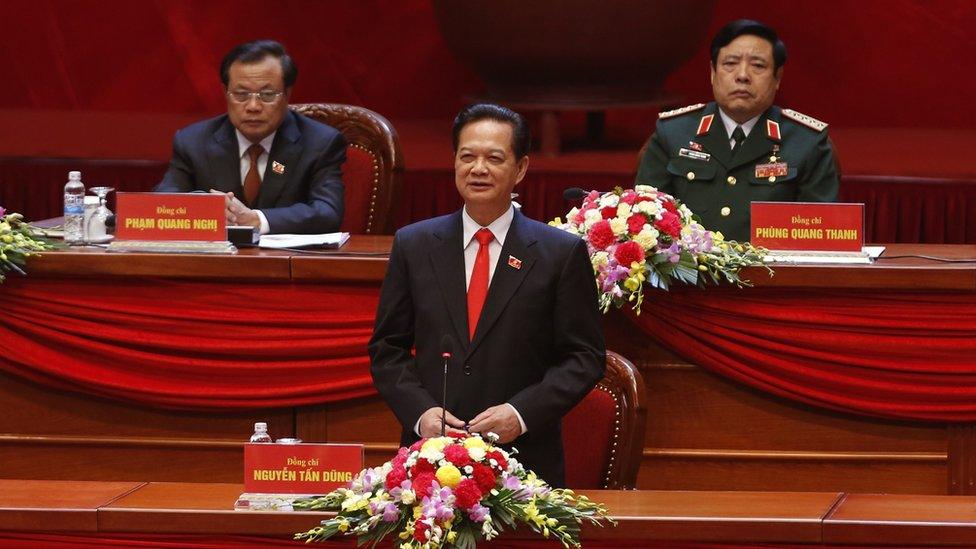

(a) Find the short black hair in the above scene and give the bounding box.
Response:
[710,19,787,71]
[219,40,297,88]
[452,103,531,159]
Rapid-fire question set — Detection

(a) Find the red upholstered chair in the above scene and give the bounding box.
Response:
[290,103,404,234]
[562,350,647,489]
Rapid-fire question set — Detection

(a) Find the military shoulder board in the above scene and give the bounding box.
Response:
[781,109,828,132]
[659,103,706,120]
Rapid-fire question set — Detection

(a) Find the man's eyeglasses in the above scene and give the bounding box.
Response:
[227,90,285,104]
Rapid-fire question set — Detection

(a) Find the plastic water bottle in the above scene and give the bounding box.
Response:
[63,171,85,244]
[249,422,273,443]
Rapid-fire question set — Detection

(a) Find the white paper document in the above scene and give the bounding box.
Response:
[258,232,350,249]
[763,246,886,264]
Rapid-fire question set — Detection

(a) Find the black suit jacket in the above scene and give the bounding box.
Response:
[155,110,346,234]
[368,209,606,486]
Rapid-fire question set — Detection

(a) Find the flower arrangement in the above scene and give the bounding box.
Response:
[294,433,614,548]
[0,208,54,283]
[549,186,770,313]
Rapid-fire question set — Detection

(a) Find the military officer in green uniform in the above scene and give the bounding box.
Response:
[635,19,839,242]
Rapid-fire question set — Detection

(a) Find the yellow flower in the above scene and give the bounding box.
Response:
[447,530,458,543]
[548,217,563,227]
[462,437,488,451]
[435,464,462,488]
[623,277,641,292]
[591,251,609,269]
[337,518,350,533]
[413,504,423,519]
[421,437,451,453]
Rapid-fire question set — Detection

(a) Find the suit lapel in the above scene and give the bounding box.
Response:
[466,211,536,360]
[728,108,776,171]
[696,103,733,169]
[208,118,243,197]
[258,112,301,209]
[429,212,470,349]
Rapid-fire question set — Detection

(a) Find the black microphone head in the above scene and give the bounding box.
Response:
[563,187,588,201]
[440,335,454,359]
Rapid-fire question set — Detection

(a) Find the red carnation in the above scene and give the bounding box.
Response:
[655,211,682,239]
[411,458,435,477]
[635,194,656,203]
[626,213,648,234]
[443,444,472,467]
[413,520,430,542]
[572,209,587,225]
[663,200,678,213]
[485,450,508,472]
[409,439,425,452]
[412,472,437,497]
[587,220,616,250]
[600,205,618,220]
[472,463,497,492]
[620,191,637,205]
[385,465,407,491]
[614,240,645,267]
[454,478,484,510]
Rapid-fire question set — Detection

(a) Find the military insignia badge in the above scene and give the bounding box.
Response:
[755,162,788,179]
[272,161,285,174]
[688,141,703,152]
[766,120,781,141]
[696,114,714,136]
[679,148,711,161]
[507,255,522,270]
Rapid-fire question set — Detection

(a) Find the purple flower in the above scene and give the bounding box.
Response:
[467,503,490,522]
[382,502,400,522]
[0,207,6,218]
[503,476,522,490]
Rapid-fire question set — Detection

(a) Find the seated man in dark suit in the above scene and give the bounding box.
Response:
[368,103,606,487]
[155,40,345,234]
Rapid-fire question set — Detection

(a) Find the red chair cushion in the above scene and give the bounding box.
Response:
[562,386,617,489]
[339,145,376,233]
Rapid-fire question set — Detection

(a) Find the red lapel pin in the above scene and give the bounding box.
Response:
[508,255,522,270]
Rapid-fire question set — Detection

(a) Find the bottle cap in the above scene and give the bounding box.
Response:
[68,171,81,179]
[254,422,267,430]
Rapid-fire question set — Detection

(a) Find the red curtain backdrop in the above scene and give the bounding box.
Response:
[2,1,974,128]
[0,278,378,410]
[627,288,976,422]
[0,533,887,549]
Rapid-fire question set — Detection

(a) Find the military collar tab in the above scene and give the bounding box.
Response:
[766,119,782,142]
[782,109,828,132]
[696,114,714,136]
[659,103,706,120]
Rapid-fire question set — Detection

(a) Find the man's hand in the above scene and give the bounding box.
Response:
[210,189,260,228]
[467,404,522,444]
[418,407,466,438]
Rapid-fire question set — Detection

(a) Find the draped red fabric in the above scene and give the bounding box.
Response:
[0,533,883,549]
[0,278,379,410]
[626,288,976,422]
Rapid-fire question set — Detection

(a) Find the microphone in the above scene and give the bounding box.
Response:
[439,335,454,437]
[563,187,588,201]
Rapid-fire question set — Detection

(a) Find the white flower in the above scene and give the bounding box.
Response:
[419,447,444,462]
[598,194,619,208]
[591,251,610,269]
[566,207,580,224]
[634,200,661,217]
[399,489,416,505]
[616,202,632,218]
[633,229,659,251]
[467,447,486,462]
[635,184,655,193]
[582,208,602,230]
[609,217,627,236]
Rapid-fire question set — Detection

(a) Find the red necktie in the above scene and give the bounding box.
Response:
[467,228,494,340]
[243,144,264,206]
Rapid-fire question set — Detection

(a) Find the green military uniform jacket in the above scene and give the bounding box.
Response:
[635,101,839,242]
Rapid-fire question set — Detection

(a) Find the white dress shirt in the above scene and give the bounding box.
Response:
[717,108,760,149]
[414,204,528,436]
[235,130,275,235]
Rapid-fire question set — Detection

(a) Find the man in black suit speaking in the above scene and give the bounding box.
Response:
[368,104,605,486]
[155,40,345,234]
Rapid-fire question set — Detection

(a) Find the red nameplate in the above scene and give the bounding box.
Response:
[244,443,363,494]
[115,193,226,241]
[750,202,864,252]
